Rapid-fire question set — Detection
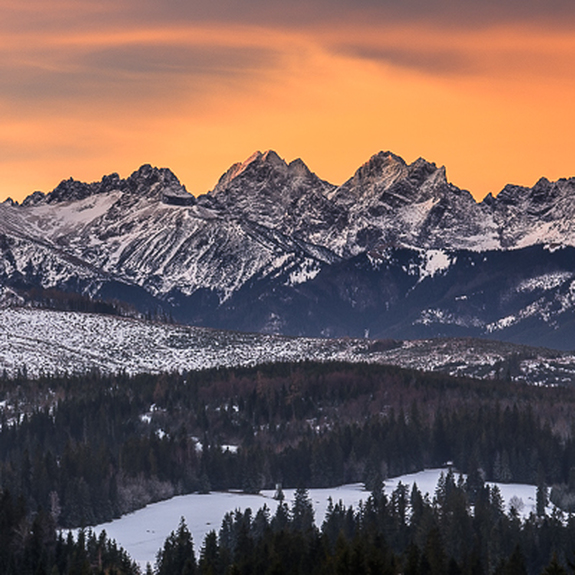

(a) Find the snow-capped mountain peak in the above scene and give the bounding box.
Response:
[20,164,194,208]
[330,152,456,209]
[329,151,407,203]
[122,164,194,205]
[207,150,338,234]
[3,149,575,349]
[488,175,575,248]
[211,150,289,193]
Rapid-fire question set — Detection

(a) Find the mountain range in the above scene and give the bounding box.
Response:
[1,150,575,349]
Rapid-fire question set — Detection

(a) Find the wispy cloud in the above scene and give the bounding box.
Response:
[328,25,575,81]
[0,38,279,107]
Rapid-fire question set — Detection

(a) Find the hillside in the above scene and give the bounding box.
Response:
[1,307,575,385]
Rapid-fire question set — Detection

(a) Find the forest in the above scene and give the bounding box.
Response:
[154,475,575,575]
[0,487,138,574]
[2,361,575,573]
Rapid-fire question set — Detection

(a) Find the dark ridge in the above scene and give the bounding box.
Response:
[20,164,194,206]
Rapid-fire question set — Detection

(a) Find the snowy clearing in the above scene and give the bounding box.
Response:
[84,469,543,570]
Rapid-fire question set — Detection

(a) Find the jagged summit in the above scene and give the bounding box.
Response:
[45,172,122,205]
[211,150,287,193]
[330,152,454,207]
[20,164,194,207]
[495,177,560,207]
[10,149,575,256]
[125,164,194,205]
[330,151,406,199]
[487,175,575,248]
[207,150,337,231]
[325,151,489,254]
[210,150,319,196]
[408,157,448,187]
[358,150,407,177]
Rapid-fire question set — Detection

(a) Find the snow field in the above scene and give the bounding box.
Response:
[85,469,542,570]
[2,307,575,385]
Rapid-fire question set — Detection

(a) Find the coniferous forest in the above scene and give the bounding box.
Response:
[2,361,575,573]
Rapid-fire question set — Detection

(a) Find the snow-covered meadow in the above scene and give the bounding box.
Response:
[86,469,543,570]
[0,307,365,377]
[2,307,574,384]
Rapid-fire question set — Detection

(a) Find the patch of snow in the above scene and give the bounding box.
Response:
[516,272,572,293]
[419,250,454,281]
[486,315,518,333]
[28,192,122,238]
[415,308,483,328]
[285,259,321,286]
[514,221,572,250]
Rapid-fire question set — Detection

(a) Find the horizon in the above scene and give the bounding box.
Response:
[0,2,574,203]
[2,147,570,206]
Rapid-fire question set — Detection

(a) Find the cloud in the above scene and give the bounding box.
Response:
[83,43,276,78]
[3,0,575,34]
[337,45,472,76]
[0,0,572,98]
[0,27,282,110]
[98,0,575,29]
[327,25,575,82]
[0,0,574,203]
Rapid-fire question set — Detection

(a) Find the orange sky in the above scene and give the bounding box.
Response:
[0,2,574,202]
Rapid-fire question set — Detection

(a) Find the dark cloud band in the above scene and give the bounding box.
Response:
[120,0,575,28]
[0,42,279,106]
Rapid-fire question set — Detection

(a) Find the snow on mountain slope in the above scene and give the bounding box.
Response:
[1,163,334,304]
[208,150,346,251]
[1,307,575,385]
[0,307,365,377]
[489,176,575,249]
[329,152,500,254]
[2,149,575,348]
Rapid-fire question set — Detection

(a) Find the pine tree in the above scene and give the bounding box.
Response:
[497,545,527,575]
[536,479,549,517]
[292,487,315,533]
[542,554,568,575]
[199,531,221,575]
[156,517,196,575]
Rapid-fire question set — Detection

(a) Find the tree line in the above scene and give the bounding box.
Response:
[154,474,574,575]
[0,487,138,574]
[2,362,575,529]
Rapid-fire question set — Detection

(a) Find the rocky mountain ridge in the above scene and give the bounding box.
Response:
[1,150,575,348]
[21,164,196,207]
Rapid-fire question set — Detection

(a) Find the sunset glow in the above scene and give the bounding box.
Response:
[0,1,574,202]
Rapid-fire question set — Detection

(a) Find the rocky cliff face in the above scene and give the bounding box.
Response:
[1,150,575,347]
[488,176,575,249]
[328,152,499,254]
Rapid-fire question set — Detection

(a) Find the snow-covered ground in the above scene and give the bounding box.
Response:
[2,307,574,384]
[0,307,366,377]
[85,469,542,570]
